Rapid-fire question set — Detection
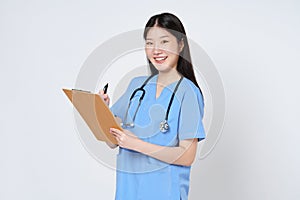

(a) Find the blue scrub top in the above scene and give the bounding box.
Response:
[110,75,205,200]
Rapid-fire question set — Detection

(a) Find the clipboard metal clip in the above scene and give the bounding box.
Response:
[72,88,91,93]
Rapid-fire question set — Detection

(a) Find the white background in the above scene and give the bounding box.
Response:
[1,0,299,199]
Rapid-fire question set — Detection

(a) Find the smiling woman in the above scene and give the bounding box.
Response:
[98,12,206,200]
[144,27,185,98]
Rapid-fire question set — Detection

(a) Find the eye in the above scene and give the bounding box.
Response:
[146,41,153,46]
[161,40,169,44]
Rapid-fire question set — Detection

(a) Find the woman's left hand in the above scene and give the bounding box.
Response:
[110,128,140,150]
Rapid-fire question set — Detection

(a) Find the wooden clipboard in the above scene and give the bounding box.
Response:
[62,88,122,144]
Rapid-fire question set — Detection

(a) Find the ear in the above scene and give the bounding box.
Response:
[179,38,184,52]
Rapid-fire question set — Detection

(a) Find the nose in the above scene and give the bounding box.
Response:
[152,43,163,54]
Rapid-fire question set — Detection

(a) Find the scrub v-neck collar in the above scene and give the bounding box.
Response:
[150,74,183,100]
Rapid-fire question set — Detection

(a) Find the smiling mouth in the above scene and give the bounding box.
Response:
[154,56,168,63]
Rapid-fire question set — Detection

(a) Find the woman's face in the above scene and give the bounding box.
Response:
[145,27,184,73]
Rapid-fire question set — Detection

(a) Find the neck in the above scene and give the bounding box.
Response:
[157,69,182,86]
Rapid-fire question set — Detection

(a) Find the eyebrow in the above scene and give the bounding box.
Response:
[146,35,170,40]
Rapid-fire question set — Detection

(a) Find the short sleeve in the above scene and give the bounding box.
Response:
[178,83,206,142]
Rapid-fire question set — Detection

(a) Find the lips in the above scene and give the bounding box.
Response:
[153,56,168,64]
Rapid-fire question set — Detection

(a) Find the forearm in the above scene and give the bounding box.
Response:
[109,128,198,166]
[133,139,197,166]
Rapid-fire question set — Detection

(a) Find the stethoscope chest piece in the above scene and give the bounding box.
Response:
[160,120,169,133]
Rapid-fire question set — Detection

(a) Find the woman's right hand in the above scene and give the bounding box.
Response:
[98,90,110,106]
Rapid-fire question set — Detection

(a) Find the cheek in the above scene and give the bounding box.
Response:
[145,48,153,59]
[166,44,180,54]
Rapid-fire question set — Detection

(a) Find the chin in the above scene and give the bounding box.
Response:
[153,64,171,72]
[151,60,170,70]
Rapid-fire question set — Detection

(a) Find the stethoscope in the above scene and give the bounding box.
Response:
[121,75,183,133]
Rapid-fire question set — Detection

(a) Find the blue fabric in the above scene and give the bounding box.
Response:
[110,75,205,200]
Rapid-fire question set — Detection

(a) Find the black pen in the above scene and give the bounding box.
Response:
[103,83,108,94]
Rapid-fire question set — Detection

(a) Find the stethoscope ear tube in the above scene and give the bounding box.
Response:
[129,88,145,101]
[121,101,132,128]
[122,75,155,129]
[164,76,183,121]
[160,77,183,133]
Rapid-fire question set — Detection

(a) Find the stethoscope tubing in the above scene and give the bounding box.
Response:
[122,75,183,132]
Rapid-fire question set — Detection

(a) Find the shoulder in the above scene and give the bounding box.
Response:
[130,76,149,84]
[124,75,150,92]
[180,78,204,106]
[181,78,202,96]
[127,76,149,88]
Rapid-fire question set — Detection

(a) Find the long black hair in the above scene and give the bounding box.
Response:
[143,12,203,96]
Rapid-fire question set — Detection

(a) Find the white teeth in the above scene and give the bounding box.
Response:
[154,57,167,61]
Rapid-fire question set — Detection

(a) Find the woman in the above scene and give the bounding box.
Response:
[99,12,205,200]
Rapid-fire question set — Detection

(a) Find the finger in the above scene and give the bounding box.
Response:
[110,130,122,140]
[110,128,122,135]
[110,131,118,137]
[115,137,121,146]
[116,135,124,146]
[98,90,104,95]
